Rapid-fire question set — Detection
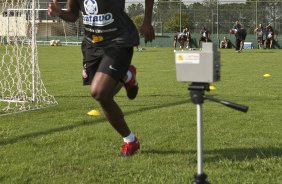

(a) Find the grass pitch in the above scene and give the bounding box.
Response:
[0,46,282,183]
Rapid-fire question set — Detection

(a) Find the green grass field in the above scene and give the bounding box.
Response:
[1,46,282,183]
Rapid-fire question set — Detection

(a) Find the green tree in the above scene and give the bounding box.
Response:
[154,0,189,32]
[127,3,144,18]
[164,12,193,32]
[187,2,209,32]
[131,15,144,32]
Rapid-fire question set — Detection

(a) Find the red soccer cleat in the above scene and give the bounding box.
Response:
[124,65,139,100]
[120,137,140,157]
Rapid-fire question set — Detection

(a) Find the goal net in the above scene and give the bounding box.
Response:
[0,0,57,116]
[36,6,84,46]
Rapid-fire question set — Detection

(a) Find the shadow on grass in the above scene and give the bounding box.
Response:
[142,147,282,161]
[251,51,276,54]
[0,100,188,146]
[0,119,106,146]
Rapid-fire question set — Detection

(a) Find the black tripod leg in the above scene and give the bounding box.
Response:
[193,173,210,184]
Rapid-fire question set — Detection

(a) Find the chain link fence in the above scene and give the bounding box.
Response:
[139,0,282,48]
[149,1,282,34]
[15,1,282,48]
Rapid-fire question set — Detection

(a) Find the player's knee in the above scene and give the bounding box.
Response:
[90,88,111,103]
[90,88,103,101]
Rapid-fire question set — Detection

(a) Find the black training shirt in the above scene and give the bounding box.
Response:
[75,0,139,47]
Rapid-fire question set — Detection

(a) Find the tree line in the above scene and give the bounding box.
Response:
[127,0,281,35]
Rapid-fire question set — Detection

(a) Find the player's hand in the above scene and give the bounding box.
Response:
[140,23,155,43]
[48,0,62,17]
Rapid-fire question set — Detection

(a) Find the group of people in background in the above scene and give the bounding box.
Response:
[173,26,211,52]
[254,23,275,49]
[173,27,191,52]
[173,20,277,52]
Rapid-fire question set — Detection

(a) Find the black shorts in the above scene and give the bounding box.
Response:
[81,39,133,85]
[257,37,263,42]
[238,29,247,40]
[200,37,208,41]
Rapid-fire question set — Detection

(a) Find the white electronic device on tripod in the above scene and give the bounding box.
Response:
[175,43,220,83]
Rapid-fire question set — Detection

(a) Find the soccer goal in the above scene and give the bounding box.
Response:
[0,0,57,116]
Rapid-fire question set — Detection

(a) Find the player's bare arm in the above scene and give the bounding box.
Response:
[48,0,80,22]
[140,0,155,43]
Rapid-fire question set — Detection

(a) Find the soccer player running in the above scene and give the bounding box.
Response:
[48,0,155,156]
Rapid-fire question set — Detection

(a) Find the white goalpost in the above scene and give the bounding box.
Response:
[0,0,57,115]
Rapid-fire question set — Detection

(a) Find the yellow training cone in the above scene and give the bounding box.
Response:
[87,109,101,116]
[263,74,271,77]
[209,85,216,91]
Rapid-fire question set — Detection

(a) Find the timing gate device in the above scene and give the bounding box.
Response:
[175,43,220,83]
[174,43,248,184]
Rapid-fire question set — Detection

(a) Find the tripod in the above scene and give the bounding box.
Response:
[188,82,248,184]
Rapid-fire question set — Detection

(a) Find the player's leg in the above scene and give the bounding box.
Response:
[235,38,240,52]
[180,39,184,50]
[264,39,268,49]
[186,37,190,49]
[259,37,263,49]
[91,72,131,137]
[220,41,224,48]
[124,65,139,100]
[90,47,140,156]
[241,33,247,51]
[173,35,178,52]
[270,39,273,49]
[257,38,261,49]
[240,39,244,51]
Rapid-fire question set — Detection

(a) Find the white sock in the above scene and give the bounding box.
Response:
[125,70,132,83]
[123,132,135,143]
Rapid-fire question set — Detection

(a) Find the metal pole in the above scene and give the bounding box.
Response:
[274,3,277,30]
[216,0,219,39]
[196,104,203,174]
[255,0,257,28]
[180,0,182,32]
[31,0,36,101]
[7,10,10,42]
[211,9,213,35]
[46,2,49,43]
[77,21,79,43]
